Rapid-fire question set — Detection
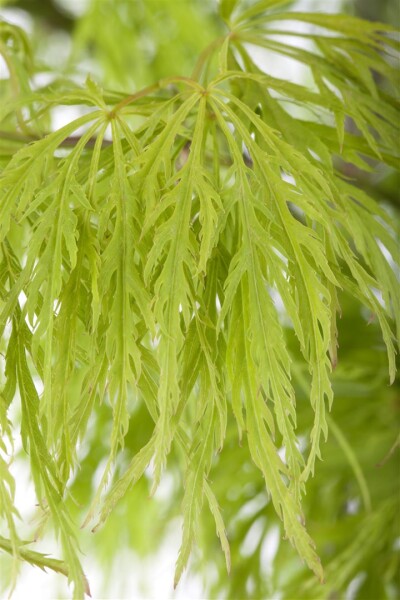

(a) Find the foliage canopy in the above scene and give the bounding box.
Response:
[0,1,399,598]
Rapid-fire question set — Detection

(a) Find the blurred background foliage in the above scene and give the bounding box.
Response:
[0,0,399,599]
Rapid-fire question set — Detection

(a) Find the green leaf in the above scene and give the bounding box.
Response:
[0,6,398,597]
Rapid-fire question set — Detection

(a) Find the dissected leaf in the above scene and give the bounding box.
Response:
[0,2,398,598]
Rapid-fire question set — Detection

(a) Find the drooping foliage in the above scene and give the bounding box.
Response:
[0,0,399,597]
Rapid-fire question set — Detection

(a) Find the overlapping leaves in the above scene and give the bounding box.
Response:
[0,2,399,597]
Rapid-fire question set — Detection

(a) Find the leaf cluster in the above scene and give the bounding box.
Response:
[0,1,399,597]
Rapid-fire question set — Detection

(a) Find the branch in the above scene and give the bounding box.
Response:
[0,129,112,149]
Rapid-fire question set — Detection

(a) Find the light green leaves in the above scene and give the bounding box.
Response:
[0,2,399,597]
[15,319,88,599]
[220,0,240,23]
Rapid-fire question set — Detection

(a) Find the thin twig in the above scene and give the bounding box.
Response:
[0,130,112,148]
